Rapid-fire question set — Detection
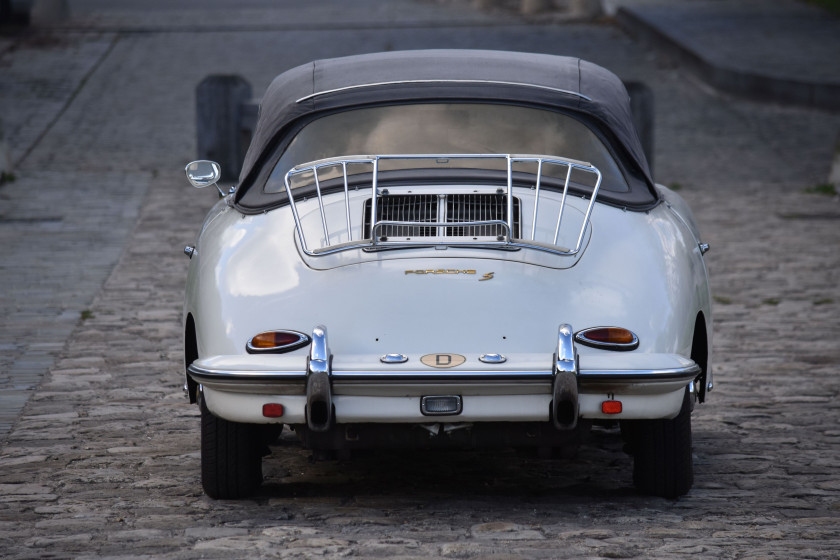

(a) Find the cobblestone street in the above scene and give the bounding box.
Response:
[1,1,839,558]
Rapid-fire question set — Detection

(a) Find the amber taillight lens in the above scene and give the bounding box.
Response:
[246,330,310,354]
[575,327,639,351]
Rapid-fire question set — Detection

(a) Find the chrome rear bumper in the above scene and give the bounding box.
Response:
[190,324,700,425]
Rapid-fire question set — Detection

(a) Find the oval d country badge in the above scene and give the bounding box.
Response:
[420,353,467,368]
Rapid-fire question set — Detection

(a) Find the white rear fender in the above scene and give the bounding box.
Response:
[188,202,705,364]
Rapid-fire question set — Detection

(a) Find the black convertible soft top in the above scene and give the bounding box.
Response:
[235,50,656,211]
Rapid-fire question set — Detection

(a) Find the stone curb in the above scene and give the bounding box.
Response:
[615,6,840,113]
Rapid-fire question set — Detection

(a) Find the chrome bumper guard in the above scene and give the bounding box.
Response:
[306,325,333,432]
[552,324,579,430]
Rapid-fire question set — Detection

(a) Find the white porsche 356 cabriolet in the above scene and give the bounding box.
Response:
[182,50,712,499]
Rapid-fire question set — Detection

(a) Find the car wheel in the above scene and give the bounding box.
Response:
[200,397,264,499]
[628,387,693,498]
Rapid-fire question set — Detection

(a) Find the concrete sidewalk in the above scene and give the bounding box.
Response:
[473,0,840,111]
[613,0,840,112]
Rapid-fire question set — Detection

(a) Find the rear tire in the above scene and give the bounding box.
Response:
[200,397,264,499]
[628,388,693,498]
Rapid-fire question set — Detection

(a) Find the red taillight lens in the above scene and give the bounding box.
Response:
[601,400,623,414]
[247,330,310,353]
[262,403,285,418]
[575,327,638,351]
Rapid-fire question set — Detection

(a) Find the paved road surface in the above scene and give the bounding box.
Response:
[1,0,839,558]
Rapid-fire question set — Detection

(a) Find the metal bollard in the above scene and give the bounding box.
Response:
[196,75,254,183]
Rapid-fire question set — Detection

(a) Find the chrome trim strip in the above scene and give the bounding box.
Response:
[333,370,551,381]
[188,364,700,384]
[579,364,701,382]
[373,219,511,237]
[188,364,307,382]
[296,80,592,103]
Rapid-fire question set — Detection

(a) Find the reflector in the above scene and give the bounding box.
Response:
[262,403,285,418]
[601,400,623,414]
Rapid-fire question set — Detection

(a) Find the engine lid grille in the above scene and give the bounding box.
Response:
[364,194,520,240]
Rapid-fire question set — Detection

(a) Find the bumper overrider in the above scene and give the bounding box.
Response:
[189,324,701,429]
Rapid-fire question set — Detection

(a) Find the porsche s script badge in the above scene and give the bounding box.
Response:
[405,269,494,281]
[420,353,467,368]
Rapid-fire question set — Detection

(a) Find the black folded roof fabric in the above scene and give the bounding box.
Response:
[235,50,655,212]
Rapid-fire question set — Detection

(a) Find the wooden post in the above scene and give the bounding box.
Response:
[0,118,12,182]
[520,0,552,15]
[196,75,253,183]
[472,0,502,10]
[569,0,601,18]
[624,81,655,175]
[31,0,68,24]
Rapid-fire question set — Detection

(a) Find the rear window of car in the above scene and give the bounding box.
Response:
[262,103,630,194]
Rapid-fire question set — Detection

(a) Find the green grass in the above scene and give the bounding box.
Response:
[805,0,840,16]
[762,298,780,306]
[814,298,834,306]
[713,295,732,305]
[804,183,837,196]
[80,310,95,321]
[668,182,683,191]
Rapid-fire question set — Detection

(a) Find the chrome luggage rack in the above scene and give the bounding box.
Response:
[283,154,602,257]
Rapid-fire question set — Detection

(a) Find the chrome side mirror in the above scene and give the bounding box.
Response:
[185,160,220,188]
[185,160,224,195]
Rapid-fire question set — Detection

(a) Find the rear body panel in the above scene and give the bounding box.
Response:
[185,185,710,428]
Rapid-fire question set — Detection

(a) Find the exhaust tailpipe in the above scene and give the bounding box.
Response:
[306,370,333,432]
[552,370,579,430]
